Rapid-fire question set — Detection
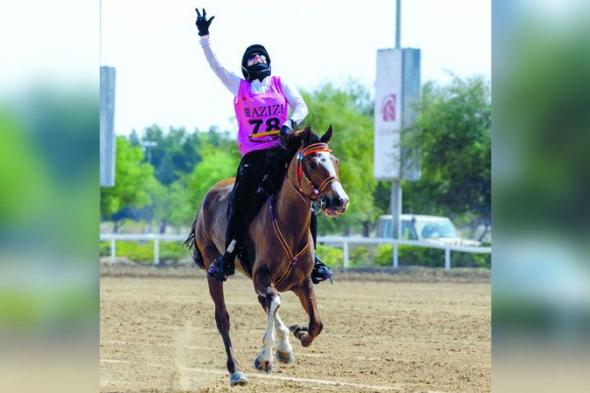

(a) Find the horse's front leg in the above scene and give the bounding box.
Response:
[253,269,279,373]
[290,277,323,347]
[256,295,295,364]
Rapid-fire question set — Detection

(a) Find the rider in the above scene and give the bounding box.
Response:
[195,8,333,284]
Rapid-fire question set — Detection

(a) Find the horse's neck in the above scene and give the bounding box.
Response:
[274,155,311,242]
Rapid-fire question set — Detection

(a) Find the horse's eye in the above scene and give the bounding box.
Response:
[308,161,317,169]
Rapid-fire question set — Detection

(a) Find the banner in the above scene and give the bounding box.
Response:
[373,48,421,181]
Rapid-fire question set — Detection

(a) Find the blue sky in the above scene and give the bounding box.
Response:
[100,0,490,135]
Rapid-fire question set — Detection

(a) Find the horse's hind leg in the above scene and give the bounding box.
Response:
[253,269,280,373]
[207,277,248,386]
[257,295,295,364]
[290,277,323,347]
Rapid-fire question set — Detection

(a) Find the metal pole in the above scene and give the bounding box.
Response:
[391,179,402,239]
[343,240,349,270]
[444,247,451,270]
[393,242,399,268]
[395,0,401,49]
[110,238,116,264]
[154,238,160,266]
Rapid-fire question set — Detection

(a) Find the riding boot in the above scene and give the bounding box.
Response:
[208,249,237,282]
[309,210,333,284]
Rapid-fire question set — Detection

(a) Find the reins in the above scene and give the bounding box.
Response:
[270,142,340,286]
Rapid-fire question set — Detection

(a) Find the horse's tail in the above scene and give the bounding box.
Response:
[184,205,205,270]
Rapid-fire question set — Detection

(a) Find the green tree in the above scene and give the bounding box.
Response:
[302,83,378,236]
[100,137,156,230]
[186,142,240,210]
[404,76,491,239]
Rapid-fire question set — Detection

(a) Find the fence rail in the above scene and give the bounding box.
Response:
[99,233,491,269]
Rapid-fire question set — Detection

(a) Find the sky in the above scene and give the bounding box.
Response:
[100,0,491,136]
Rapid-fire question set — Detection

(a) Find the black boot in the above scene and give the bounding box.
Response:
[208,251,236,282]
[311,254,333,284]
[309,210,332,284]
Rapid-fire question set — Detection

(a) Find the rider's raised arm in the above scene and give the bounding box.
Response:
[199,35,242,95]
[282,80,309,126]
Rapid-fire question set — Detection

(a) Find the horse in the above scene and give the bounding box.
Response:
[185,126,349,386]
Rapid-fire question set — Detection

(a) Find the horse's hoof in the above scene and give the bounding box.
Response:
[229,371,248,386]
[289,324,307,335]
[253,354,273,373]
[276,349,295,364]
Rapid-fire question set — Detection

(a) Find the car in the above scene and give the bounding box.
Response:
[375,214,481,247]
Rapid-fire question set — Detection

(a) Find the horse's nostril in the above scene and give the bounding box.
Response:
[341,198,349,210]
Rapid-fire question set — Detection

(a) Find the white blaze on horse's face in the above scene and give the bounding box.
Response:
[306,150,349,217]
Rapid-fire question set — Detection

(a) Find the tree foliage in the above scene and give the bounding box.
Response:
[100,137,156,219]
[403,77,491,234]
[186,142,240,209]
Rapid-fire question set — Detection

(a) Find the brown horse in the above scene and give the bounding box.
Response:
[185,126,349,386]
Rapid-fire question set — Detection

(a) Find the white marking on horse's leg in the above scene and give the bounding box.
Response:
[255,293,280,371]
[274,312,293,354]
[262,295,280,350]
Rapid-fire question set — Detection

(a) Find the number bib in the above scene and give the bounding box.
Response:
[234,76,288,156]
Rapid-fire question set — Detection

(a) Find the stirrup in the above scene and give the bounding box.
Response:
[208,256,227,282]
[311,255,333,284]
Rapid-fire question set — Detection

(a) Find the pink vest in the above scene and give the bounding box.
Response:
[234,76,288,156]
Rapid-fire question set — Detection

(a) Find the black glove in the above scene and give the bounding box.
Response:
[280,119,296,136]
[195,8,215,36]
[280,119,297,147]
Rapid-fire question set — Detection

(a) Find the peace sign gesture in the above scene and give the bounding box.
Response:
[195,8,215,37]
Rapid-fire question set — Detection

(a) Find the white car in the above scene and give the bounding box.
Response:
[376,214,481,247]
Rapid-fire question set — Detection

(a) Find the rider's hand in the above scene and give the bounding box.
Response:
[280,119,297,147]
[195,8,215,36]
[280,119,296,136]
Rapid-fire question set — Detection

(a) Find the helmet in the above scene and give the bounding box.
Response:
[241,44,271,82]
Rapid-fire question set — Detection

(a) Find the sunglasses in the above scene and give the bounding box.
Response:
[247,53,266,62]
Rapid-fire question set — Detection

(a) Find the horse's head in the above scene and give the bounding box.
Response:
[286,126,349,217]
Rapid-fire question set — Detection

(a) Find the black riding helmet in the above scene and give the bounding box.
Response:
[241,44,271,82]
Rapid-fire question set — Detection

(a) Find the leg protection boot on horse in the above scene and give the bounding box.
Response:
[208,151,267,281]
[309,210,333,284]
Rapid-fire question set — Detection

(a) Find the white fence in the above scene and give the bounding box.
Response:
[100,233,491,270]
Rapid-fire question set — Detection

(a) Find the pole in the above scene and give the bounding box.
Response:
[391,178,402,267]
[444,247,451,270]
[395,0,401,49]
[391,179,402,239]
[343,240,349,270]
[154,237,160,266]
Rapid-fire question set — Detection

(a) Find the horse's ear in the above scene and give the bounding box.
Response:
[302,126,313,146]
[320,125,333,143]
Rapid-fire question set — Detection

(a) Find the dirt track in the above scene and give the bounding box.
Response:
[100,272,490,392]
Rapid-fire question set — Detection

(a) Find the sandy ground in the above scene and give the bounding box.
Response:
[100,271,490,393]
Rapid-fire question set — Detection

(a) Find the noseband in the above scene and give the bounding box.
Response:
[291,142,339,202]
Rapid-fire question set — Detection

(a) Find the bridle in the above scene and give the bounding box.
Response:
[290,142,340,202]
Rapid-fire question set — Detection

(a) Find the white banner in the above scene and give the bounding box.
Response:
[373,49,402,180]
